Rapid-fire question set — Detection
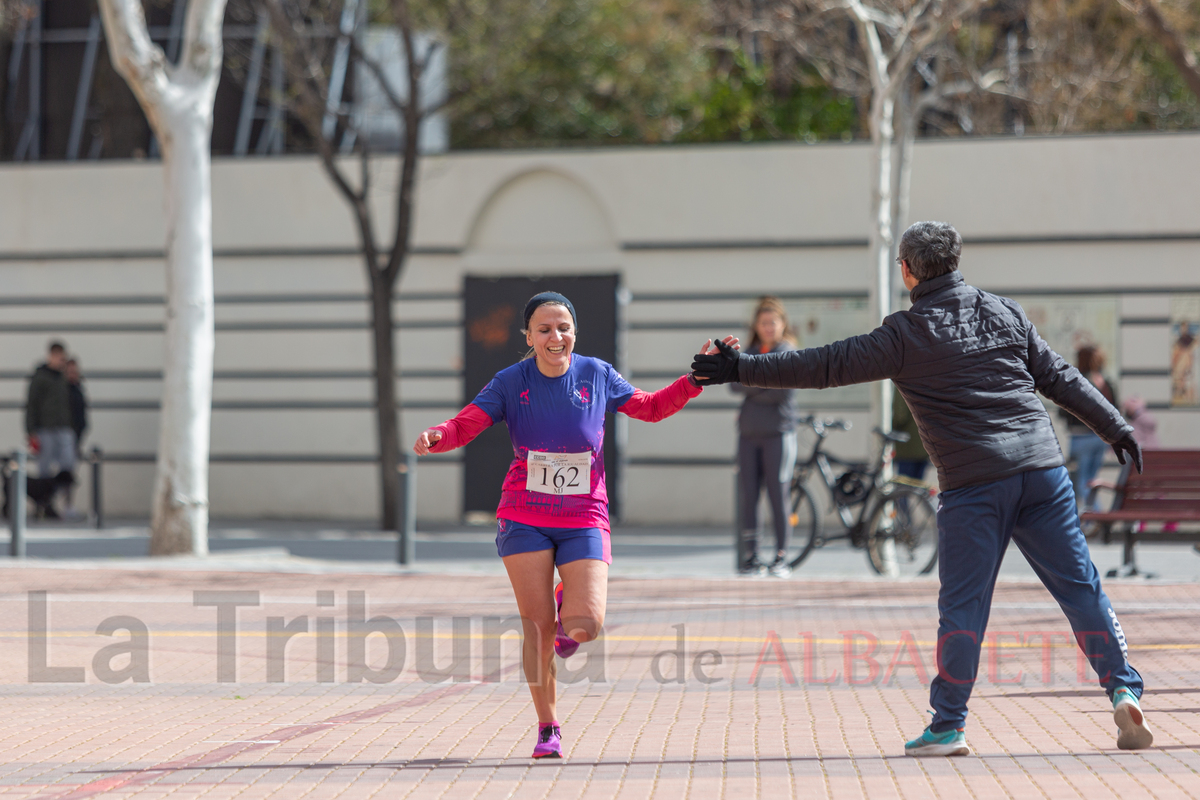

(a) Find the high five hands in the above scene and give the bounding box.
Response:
[691,336,743,385]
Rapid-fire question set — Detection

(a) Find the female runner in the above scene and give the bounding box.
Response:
[413,291,735,759]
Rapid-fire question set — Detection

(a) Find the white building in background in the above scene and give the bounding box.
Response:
[1,133,1198,523]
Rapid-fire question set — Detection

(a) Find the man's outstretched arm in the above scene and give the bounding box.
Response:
[1025,321,1142,471]
[737,323,905,389]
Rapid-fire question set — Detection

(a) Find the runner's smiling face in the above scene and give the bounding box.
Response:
[526,304,575,377]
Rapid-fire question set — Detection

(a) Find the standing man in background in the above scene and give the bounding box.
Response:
[65,358,90,519]
[66,359,89,453]
[25,342,77,516]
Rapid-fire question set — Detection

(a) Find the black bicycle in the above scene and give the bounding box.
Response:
[786,414,939,577]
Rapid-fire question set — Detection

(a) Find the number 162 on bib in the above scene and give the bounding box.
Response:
[526,451,591,495]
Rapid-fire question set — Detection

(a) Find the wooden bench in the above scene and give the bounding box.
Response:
[1080,449,1200,578]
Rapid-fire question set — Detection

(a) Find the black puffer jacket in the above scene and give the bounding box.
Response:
[737,271,1132,492]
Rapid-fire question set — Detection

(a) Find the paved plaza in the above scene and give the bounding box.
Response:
[0,558,1198,799]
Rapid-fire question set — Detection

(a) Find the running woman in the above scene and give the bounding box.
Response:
[413,292,734,759]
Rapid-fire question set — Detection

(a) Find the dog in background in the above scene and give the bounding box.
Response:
[2,469,75,520]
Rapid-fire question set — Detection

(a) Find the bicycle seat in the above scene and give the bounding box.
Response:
[873,427,911,444]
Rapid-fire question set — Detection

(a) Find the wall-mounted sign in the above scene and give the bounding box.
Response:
[1170,295,1200,407]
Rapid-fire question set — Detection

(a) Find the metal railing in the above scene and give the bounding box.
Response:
[81,447,420,565]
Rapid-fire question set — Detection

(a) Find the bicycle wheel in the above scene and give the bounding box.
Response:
[787,482,822,568]
[864,485,938,577]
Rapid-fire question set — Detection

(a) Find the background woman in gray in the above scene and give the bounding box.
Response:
[733,297,799,576]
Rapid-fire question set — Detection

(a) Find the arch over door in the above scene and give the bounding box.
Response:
[466,169,619,269]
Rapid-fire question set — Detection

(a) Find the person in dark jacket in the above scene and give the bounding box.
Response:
[64,359,89,519]
[693,221,1151,756]
[66,359,89,449]
[26,342,78,478]
[1059,345,1116,510]
[732,297,799,577]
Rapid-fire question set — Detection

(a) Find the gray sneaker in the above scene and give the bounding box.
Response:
[1112,686,1153,750]
[768,557,792,578]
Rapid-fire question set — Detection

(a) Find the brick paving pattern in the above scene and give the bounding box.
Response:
[0,567,1197,798]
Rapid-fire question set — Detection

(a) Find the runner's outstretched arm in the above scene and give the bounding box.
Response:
[413,404,494,455]
[617,375,703,422]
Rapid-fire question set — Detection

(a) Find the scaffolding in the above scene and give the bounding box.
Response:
[3,0,314,161]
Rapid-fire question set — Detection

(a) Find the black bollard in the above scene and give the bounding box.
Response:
[91,447,104,529]
[733,466,742,573]
[397,451,417,565]
[10,449,27,558]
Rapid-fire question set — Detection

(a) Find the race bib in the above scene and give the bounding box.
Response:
[526,451,591,495]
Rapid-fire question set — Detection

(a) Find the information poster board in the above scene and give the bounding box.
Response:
[1008,294,1121,379]
[1170,294,1200,407]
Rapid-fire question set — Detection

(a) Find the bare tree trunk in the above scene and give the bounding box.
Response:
[891,86,916,271]
[867,90,896,437]
[151,109,216,555]
[370,271,399,529]
[99,0,224,555]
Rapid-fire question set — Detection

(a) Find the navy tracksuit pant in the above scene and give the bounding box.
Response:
[929,466,1143,733]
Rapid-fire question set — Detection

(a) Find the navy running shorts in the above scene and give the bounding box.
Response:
[495,519,612,565]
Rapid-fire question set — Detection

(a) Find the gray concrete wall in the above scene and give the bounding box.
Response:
[2,132,1197,523]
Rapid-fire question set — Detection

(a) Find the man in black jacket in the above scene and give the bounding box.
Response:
[693,221,1150,756]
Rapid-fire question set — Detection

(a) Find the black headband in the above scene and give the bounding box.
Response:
[523,292,577,330]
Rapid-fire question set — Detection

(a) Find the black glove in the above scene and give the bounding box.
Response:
[691,338,741,385]
[1111,433,1143,474]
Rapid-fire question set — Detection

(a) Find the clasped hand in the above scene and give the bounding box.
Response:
[691,336,742,385]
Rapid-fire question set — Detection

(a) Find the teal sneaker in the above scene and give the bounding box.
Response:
[1112,687,1153,750]
[904,724,970,757]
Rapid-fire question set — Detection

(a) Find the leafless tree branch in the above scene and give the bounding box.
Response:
[1120,0,1200,101]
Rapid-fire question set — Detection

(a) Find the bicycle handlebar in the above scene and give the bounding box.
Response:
[799,414,852,435]
[800,415,911,444]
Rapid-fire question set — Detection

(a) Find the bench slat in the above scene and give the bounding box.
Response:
[1082,511,1200,522]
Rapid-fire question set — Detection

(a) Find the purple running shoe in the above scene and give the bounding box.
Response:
[532,722,562,759]
[554,581,579,658]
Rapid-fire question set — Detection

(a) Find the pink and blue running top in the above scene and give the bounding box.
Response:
[428,355,702,532]
[469,356,633,531]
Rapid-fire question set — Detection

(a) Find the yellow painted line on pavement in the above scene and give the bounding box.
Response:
[3,631,1199,650]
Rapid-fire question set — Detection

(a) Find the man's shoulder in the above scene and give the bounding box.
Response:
[907,282,1028,322]
[975,287,1027,317]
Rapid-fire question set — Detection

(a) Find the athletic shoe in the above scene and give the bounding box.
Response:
[532,722,562,759]
[1112,686,1153,750]
[739,557,767,576]
[553,582,579,658]
[768,556,792,578]
[904,725,970,756]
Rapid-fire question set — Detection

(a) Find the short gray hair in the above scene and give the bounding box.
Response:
[898,221,962,282]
